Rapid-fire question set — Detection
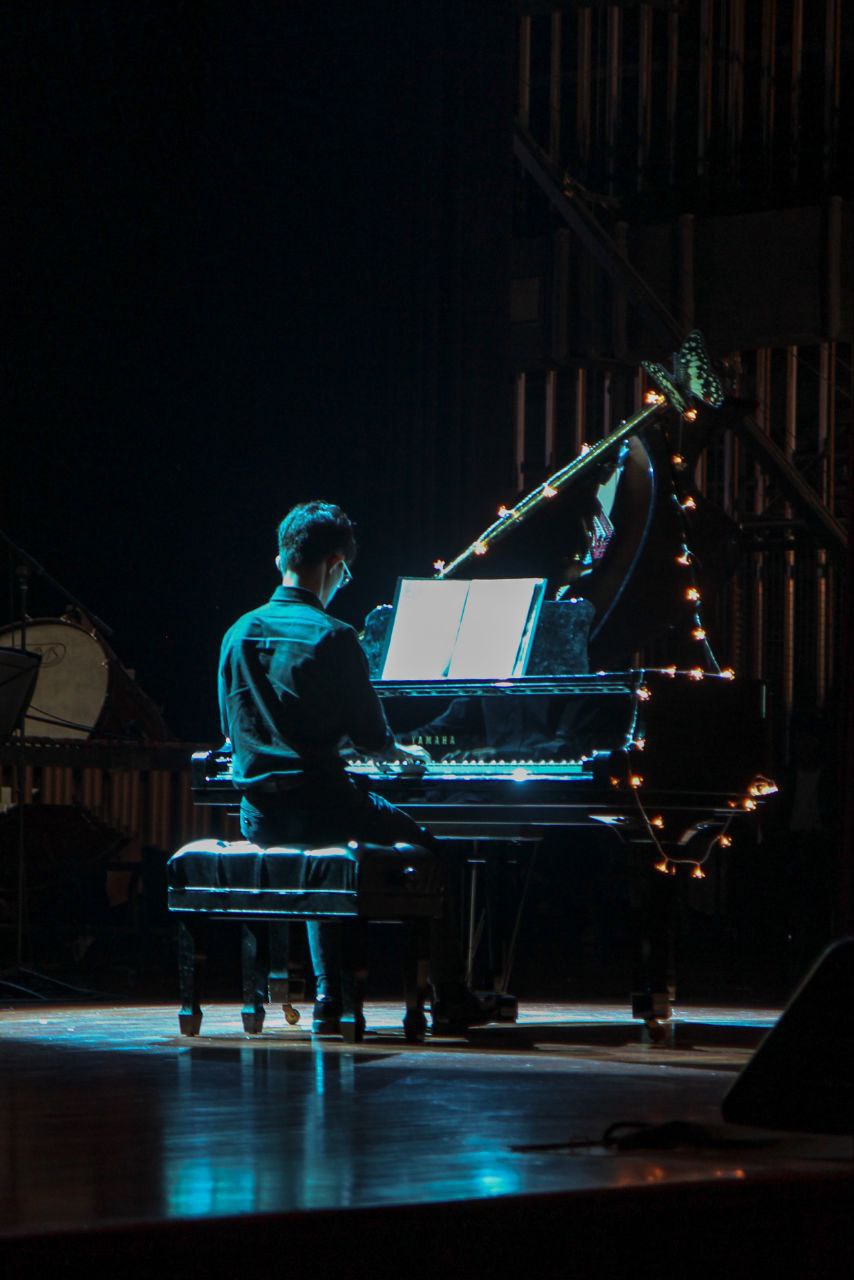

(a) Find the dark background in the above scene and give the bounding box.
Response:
[3,3,517,741]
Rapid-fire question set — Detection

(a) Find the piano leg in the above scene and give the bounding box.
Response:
[630,852,676,1034]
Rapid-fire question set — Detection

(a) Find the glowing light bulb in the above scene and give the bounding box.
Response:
[676,550,692,567]
[473,541,488,556]
[685,587,701,602]
[542,484,558,498]
[633,737,646,751]
[497,505,510,518]
[579,442,591,455]
[718,834,733,848]
[663,665,677,677]
[629,774,644,789]
[609,776,621,789]
[691,865,706,879]
[433,559,446,571]
[651,815,665,829]
[692,627,707,641]
[654,858,670,874]
[637,685,652,701]
[681,495,697,510]
[721,668,735,680]
[689,667,705,680]
[742,797,757,811]
[683,407,698,422]
[671,454,687,470]
[749,776,778,797]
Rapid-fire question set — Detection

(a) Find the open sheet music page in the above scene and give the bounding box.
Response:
[447,578,544,678]
[379,577,545,680]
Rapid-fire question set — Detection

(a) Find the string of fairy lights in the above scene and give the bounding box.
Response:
[430,384,777,878]
[431,393,668,580]
[608,667,775,879]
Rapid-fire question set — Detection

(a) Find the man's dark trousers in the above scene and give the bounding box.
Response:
[240,779,464,998]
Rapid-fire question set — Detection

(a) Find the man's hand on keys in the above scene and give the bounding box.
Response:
[380,742,432,773]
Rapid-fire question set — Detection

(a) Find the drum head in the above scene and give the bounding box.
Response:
[0,620,109,740]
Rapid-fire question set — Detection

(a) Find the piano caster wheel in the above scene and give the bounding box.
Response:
[179,1009,203,1037]
[643,1018,672,1046]
[282,1003,300,1026]
[403,1009,427,1043]
[242,1008,266,1034]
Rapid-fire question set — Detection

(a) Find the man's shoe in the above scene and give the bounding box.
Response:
[312,998,366,1039]
[431,987,516,1034]
[312,998,342,1037]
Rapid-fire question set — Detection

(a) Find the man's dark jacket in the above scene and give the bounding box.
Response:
[218,585,393,790]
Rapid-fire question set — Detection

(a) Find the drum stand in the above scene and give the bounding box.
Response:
[1,531,111,999]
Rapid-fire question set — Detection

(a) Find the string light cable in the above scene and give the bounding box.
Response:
[632,784,737,879]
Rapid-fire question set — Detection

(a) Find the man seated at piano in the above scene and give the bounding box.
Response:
[217,499,496,1035]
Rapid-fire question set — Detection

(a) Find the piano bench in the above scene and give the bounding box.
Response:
[166,838,444,1043]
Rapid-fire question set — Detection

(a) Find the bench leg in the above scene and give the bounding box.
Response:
[268,922,304,1026]
[241,922,269,1034]
[340,967,367,1043]
[177,919,205,1036]
[402,918,430,1043]
[340,921,366,1043]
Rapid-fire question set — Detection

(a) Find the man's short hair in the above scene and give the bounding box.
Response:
[277,501,357,571]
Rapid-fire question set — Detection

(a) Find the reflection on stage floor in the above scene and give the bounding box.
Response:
[1,1000,850,1277]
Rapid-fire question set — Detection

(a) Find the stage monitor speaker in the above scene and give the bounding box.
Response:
[722,936,853,1134]
[0,646,41,741]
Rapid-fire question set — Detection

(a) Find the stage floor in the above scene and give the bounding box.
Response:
[1,999,851,1276]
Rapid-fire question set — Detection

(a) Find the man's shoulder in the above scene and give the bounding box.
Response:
[222,602,359,645]
[221,607,268,643]
[323,614,359,639]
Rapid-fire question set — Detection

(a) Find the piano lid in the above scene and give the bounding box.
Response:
[427,420,737,670]
[424,331,738,668]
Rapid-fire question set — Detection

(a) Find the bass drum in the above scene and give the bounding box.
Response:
[0,618,171,742]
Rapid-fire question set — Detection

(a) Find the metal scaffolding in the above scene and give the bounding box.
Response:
[511,1,851,725]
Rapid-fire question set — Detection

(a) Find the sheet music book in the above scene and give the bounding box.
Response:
[379,577,546,680]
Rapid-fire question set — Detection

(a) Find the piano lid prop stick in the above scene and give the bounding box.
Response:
[434,395,667,580]
[435,329,724,582]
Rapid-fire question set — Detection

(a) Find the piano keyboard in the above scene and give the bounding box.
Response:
[347,757,594,782]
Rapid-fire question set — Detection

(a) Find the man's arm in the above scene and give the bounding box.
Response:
[330,627,395,755]
[217,627,234,742]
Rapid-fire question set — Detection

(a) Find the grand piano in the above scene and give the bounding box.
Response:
[192,334,776,1028]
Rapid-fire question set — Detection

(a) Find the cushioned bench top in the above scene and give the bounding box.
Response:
[167,839,443,920]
